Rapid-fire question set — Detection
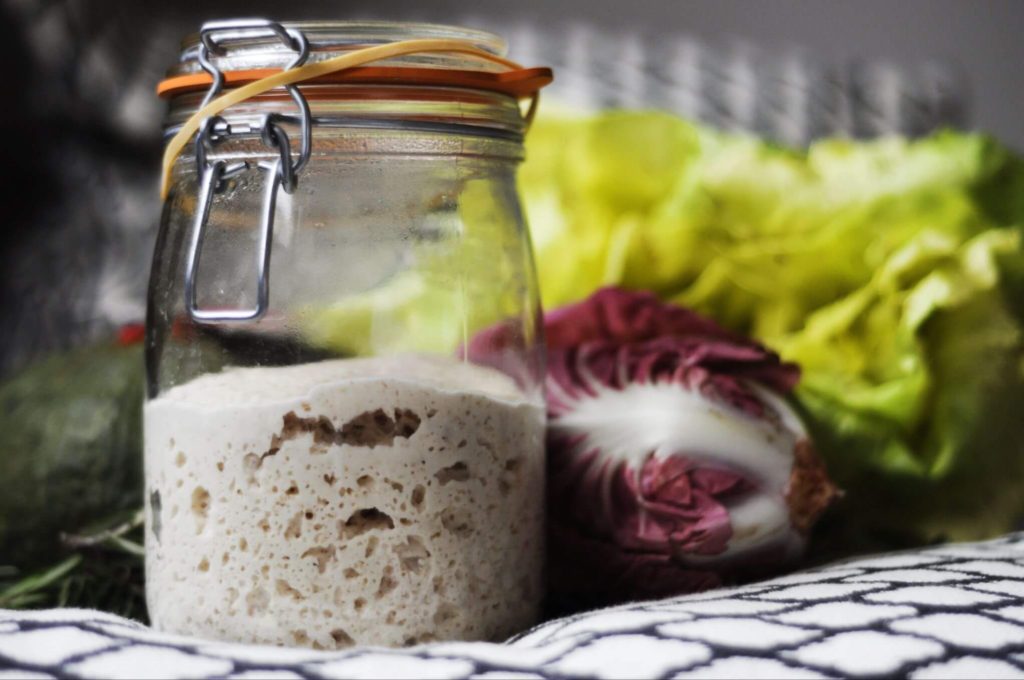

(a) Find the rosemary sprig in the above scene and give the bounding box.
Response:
[0,555,82,609]
[62,509,145,557]
[0,507,147,621]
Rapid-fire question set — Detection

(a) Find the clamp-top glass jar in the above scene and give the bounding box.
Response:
[144,20,551,648]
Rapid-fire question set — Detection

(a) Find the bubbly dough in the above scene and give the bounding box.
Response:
[144,355,545,648]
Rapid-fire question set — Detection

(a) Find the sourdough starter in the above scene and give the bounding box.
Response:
[144,355,545,648]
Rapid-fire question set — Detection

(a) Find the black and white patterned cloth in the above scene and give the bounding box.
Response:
[5,534,1024,678]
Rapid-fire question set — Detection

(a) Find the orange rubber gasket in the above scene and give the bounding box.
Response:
[242,86,507,104]
[158,66,554,99]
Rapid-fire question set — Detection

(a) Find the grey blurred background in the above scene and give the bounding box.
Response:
[503,0,1023,149]
[1,0,1022,376]
[376,0,1024,148]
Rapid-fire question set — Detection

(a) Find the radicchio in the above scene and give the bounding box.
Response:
[538,287,838,605]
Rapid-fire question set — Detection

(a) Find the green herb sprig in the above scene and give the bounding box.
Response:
[0,509,146,620]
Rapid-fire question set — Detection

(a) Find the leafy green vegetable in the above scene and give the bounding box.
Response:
[520,110,1024,548]
[301,177,536,357]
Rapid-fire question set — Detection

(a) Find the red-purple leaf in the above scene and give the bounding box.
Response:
[539,287,838,606]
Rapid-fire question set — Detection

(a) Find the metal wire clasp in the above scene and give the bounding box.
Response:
[184,19,312,324]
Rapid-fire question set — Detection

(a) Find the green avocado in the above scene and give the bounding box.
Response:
[0,343,143,568]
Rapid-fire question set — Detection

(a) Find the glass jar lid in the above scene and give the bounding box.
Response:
[157,19,553,200]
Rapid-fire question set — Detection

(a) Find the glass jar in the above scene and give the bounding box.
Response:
[144,20,549,649]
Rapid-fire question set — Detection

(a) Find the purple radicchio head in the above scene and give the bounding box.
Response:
[538,287,839,605]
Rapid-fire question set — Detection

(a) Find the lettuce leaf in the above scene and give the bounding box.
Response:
[300,178,532,357]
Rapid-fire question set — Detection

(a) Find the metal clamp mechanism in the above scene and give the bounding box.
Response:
[184,19,312,324]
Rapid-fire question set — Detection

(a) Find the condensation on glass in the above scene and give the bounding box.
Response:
[143,20,547,649]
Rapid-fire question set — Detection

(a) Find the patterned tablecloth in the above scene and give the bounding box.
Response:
[4,533,1024,678]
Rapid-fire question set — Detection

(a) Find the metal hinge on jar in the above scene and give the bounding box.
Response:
[183,19,312,324]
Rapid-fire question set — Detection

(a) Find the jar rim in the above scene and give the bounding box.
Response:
[170,20,511,78]
[177,20,507,53]
[161,20,550,104]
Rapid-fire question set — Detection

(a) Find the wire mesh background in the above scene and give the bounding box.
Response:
[503,23,968,147]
